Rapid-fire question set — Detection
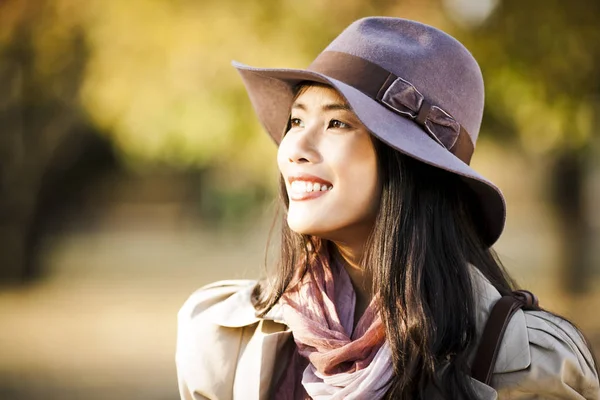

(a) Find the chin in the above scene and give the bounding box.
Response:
[287,224,319,236]
[287,224,341,244]
[287,218,326,237]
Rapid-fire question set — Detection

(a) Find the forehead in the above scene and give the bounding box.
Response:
[293,84,348,107]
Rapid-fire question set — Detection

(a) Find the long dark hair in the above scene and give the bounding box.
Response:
[251,84,519,399]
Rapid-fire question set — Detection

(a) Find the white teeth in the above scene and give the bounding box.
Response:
[290,180,333,194]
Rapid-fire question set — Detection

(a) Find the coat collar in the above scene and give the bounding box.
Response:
[204,268,531,374]
[203,281,262,327]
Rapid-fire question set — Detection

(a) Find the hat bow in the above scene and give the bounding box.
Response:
[379,77,462,151]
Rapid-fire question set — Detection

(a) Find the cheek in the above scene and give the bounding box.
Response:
[276,140,290,175]
[340,158,380,213]
[335,136,378,184]
[332,140,380,216]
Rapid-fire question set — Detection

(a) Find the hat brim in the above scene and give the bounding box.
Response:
[232,61,506,246]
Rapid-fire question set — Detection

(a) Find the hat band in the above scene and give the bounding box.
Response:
[307,51,474,165]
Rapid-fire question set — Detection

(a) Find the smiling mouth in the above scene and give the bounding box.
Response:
[291,181,333,193]
[289,181,333,201]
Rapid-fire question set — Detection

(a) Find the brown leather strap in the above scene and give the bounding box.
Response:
[471,290,538,385]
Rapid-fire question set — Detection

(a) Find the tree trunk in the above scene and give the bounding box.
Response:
[550,148,591,293]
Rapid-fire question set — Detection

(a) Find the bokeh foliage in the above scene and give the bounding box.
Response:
[1,0,599,288]
[465,0,600,155]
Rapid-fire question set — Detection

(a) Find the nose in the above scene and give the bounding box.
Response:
[281,124,321,165]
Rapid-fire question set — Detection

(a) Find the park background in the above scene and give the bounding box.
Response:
[1,0,600,398]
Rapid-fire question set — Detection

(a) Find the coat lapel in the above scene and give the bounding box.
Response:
[205,281,292,400]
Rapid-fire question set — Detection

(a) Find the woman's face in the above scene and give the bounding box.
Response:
[277,85,381,245]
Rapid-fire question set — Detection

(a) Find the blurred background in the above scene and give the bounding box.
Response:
[1,0,599,398]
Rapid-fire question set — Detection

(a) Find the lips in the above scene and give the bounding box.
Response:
[287,173,333,201]
[288,174,333,186]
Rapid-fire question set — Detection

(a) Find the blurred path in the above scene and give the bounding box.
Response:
[0,218,271,400]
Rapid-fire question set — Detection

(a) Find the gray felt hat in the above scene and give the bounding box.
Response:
[232,16,506,246]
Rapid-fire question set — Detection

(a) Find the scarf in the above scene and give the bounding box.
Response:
[274,243,394,399]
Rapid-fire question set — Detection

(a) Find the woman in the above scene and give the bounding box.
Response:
[176,17,600,399]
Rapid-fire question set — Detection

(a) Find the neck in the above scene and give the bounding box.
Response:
[331,241,373,323]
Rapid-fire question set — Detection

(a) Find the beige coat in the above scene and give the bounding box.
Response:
[176,269,600,399]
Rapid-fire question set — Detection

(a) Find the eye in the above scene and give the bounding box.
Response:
[289,117,303,128]
[328,119,350,129]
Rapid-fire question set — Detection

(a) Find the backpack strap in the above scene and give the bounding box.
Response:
[471,290,538,385]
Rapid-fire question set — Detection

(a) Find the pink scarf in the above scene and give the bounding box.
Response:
[274,242,394,399]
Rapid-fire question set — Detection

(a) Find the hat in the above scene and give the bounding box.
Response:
[232,17,506,246]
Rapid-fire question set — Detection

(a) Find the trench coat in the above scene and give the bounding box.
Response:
[176,268,600,399]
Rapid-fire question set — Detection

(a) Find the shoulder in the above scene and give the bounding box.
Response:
[177,280,261,328]
[176,280,292,400]
[176,280,261,400]
[493,309,599,399]
[469,268,599,399]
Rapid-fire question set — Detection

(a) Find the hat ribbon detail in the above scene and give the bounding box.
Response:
[308,51,474,164]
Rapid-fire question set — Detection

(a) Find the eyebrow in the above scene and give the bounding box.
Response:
[291,102,352,112]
